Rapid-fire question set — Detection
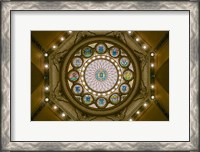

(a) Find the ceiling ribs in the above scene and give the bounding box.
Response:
[31,102,46,120]
[154,32,169,52]
[154,32,169,119]
[31,36,46,53]
[154,100,169,120]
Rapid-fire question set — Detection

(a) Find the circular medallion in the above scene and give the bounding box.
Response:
[73,84,83,94]
[95,69,108,81]
[120,57,130,67]
[68,71,79,82]
[84,59,118,92]
[123,70,133,81]
[96,98,107,108]
[110,94,120,104]
[72,57,82,68]
[83,94,93,105]
[120,84,130,93]
[110,47,120,57]
[82,47,93,58]
[96,44,106,54]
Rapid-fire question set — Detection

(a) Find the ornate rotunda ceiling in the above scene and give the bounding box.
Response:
[31,31,169,121]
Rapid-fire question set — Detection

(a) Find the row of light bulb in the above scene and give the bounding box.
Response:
[131,54,156,120]
[52,31,72,50]
[129,101,149,121]
[128,33,156,121]
[128,31,148,50]
[150,51,156,101]
[43,31,73,120]
[44,90,66,118]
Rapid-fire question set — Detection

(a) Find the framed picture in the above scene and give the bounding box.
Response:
[1,1,199,151]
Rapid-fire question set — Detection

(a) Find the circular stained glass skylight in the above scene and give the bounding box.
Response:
[84,59,118,92]
[61,37,141,116]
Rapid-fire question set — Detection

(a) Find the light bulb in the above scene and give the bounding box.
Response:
[143,103,148,107]
[150,52,155,56]
[44,53,48,57]
[61,113,66,117]
[45,86,49,91]
[53,105,57,110]
[151,63,154,67]
[143,45,147,49]
[44,64,49,68]
[60,37,65,41]
[45,98,49,102]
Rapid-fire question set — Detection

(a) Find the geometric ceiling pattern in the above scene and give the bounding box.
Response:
[31,31,169,121]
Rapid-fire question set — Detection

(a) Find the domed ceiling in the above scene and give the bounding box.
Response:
[31,31,169,121]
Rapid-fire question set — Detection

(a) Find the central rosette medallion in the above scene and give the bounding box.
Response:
[95,69,107,81]
[84,59,118,92]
